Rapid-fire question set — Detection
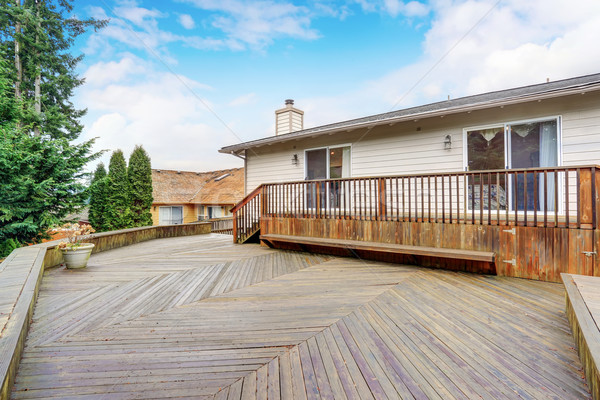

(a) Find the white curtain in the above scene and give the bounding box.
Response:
[539,122,558,211]
[342,147,351,178]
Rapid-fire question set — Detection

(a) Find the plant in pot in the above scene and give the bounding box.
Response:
[55,223,96,269]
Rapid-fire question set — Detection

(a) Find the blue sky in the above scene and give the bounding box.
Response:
[71,0,600,172]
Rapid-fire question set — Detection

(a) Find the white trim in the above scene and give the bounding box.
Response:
[304,143,353,180]
[304,146,327,180]
[462,123,504,171]
[462,115,563,171]
[303,144,353,211]
[462,116,564,214]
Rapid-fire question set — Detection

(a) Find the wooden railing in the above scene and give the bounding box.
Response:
[258,165,599,229]
[231,186,262,243]
[210,217,233,234]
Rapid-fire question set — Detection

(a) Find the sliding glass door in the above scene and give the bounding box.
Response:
[305,146,351,209]
[509,119,558,211]
[305,148,328,209]
[465,117,560,212]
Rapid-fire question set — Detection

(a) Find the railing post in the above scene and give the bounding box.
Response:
[316,182,321,218]
[260,186,265,235]
[579,167,593,228]
[594,166,599,230]
[232,209,238,243]
[378,177,387,220]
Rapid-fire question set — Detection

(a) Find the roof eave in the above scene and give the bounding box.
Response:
[219,83,600,155]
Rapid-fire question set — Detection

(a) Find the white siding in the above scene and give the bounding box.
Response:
[245,91,600,194]
[562,103,600,165]
[245,144,305,193]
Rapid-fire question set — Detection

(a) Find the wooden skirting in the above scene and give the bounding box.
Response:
[0,222,211,400]
[261,217,600,282]
[562,273,600,400]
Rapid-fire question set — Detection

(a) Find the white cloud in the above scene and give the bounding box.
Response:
[355,0,430,18]
[294,0,600,129]
[180,0,320,49]
[404,1,429,17]
[79,60,240,172]
[178,14,196,29]
[229,93,258,106]
[116,6,164,28]
[83,56,147,86]
[78,0,600,172]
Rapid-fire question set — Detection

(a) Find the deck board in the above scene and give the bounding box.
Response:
[11,234,591,399]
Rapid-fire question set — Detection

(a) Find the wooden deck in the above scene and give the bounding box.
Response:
[12,234,591,399]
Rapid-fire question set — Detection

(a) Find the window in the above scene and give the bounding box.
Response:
[208,206,222,219]
[159,206,183,225]
[464,117,560,211]
[305,145,351,208]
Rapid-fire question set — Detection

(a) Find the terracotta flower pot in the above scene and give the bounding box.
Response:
[61,243,95,269]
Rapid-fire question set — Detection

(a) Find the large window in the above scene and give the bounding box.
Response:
[159,206,183,225]
[305,145,351,208]
[464,117,560,211]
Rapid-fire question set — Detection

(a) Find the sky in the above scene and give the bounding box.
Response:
[71,0,600,173]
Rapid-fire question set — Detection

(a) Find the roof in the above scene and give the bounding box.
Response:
[220,72,600,155]
[152,167,244,205]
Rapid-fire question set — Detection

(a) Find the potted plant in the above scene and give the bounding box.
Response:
[54,223,96,269]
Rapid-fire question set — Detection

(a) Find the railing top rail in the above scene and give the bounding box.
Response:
[259,165,600,187]
[231,185,262,213]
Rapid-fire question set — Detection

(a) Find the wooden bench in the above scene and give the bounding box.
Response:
[260,234,496,263]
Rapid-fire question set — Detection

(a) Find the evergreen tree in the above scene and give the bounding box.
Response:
[0,2,106,256]
[0,129,95,256]
[88,163,108,232]
[0,0,107,139]
[106,150,131,230]
[128,145,153,227]
[1,58,96,257]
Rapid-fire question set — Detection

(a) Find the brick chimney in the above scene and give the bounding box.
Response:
[275,99,304,136]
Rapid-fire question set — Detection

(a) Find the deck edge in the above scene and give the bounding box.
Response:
[0,248,44,400]
[562,272,600,400]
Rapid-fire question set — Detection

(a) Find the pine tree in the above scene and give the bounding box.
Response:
[106,150,131,230]
[0,58,98,257]
[88,163,108,232]
[0,0,107,139]
[0,2,105,257]
[128,145,153,227]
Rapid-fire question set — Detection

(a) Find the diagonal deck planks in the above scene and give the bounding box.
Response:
[11,234,591,399]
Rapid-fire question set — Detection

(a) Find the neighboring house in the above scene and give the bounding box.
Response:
[218,74,600,283]
[220,74,600,194]
[150,168,244,225]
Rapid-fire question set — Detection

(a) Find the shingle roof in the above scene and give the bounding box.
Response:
[152,167,244,205]
[219,73,600,155]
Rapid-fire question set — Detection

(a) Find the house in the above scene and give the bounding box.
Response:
[219,74,600,283]
[150,167,244,225]
[221,75,600,193]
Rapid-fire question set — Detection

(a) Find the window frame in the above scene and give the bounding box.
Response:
[462,116,563,214]
[462,115,563,171]
[158,205,184,225]
[303,144,353,180]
